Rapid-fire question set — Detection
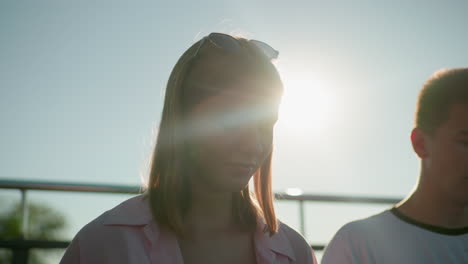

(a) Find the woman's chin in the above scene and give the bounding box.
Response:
[225,173,253,192]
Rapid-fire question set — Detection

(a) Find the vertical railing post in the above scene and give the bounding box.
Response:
[20,190,28,239]
[15,189,30,264]
[299,200,305,236]
[12,248,29,264]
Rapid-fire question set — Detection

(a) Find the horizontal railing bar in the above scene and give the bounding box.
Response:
[0,179,402,204]
[312,245,325,251]
[275,193,401,204]
[0,240,324,251]
[0,179,141,194]
[0,240,70,249]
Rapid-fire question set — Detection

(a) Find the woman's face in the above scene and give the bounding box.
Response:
[186,79,280,193]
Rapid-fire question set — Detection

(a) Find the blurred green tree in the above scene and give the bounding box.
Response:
[0,200,66,264]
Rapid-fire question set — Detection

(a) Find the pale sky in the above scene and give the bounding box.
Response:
[1,0,468,261]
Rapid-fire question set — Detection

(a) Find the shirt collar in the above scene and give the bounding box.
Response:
[102,194,296,261]
[255,219,296,262]
[102,194,152,226]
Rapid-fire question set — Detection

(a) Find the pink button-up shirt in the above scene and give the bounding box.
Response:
[60,195,317,264]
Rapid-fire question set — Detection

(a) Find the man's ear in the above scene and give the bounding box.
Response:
[411,127,430,159]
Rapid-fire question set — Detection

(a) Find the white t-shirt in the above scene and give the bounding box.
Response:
[321,208,468,264]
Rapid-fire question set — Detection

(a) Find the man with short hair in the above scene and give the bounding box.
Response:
[321,68,468,264]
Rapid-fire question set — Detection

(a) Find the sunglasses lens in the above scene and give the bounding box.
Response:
[208,33,241,52]
[204,33,278,60]
[250,40,279,60]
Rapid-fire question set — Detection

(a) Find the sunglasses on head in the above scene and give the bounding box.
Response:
[194,33,279,61]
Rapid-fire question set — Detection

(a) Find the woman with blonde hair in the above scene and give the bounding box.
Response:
[61,32,317,264]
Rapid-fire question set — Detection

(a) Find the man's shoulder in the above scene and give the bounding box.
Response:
[321,210,395,264]
[339,209,395,234]
[325,209,397,250]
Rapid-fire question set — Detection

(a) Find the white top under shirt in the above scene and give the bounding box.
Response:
[321,208,468,264]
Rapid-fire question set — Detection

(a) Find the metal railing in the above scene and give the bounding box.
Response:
[0,179,402,264]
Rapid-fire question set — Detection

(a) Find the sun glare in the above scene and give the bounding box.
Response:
[277,70,336,133]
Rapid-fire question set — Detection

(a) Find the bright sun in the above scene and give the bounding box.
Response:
[277,70,336,133]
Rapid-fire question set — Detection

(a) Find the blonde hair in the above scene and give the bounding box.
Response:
[146,34,282,236]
